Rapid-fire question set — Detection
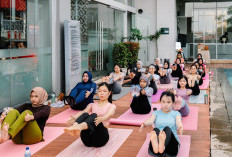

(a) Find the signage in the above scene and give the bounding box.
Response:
[64,20,81,94]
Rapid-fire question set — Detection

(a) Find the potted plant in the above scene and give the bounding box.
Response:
[112,42,140,73]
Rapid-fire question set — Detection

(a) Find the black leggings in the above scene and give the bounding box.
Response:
[130,94,151,114]
[131,72,142,85]
[148,127,179,157]
[149,78,158,95]
[64,96,88,110]
[75,112,109,147]
[189,80,200,96]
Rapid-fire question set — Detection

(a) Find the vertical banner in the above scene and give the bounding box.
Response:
[64,20,81,94]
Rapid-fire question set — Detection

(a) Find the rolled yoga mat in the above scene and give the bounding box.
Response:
[136,134,191,157]
[110,104,198,131]
[151,89,165,103]
[47,108,79,124]
[109,104,161,126]
[0,127,64,157]
[56,128,133,157]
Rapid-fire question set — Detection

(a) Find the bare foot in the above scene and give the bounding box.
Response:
[1,123,10,143]
[158,131,166,154]
[64,122,81,136]
[150,131,159,154]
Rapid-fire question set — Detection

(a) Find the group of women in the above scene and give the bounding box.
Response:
[0,52,207,157]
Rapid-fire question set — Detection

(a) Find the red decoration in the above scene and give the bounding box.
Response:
[0,0,26,11]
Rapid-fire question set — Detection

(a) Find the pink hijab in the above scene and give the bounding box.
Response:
[31,87,48,105]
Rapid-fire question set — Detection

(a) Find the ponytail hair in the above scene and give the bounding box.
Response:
[98,82,113,103]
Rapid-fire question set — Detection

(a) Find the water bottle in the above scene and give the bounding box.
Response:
[204,94,208,104]
[25,147,31,157]
[51,93,56,103]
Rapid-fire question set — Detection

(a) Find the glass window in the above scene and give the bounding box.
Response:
[0,0,52,110]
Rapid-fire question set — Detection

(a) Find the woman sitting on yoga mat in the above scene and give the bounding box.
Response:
[129,60,146,85]
[198,64,206,78]
[130,76,153,114]
[194,53,205,63]
[65,71,97,110]
[193,62,203,86]
[172,76,191,117]
[154,58,163,75]
[158,61,172,84]
[102,64,125,94]
[64,82,115,147]
[140,91,183,157]
[174,52,185,70]
[0,87,51,144]
[145,64,160,95]
[187,64,201,95]
[197,58,206,69]
[171,59,183,78]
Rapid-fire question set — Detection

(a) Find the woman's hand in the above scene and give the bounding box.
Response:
[66,115,76,126]
[85,91,91,98]
[139,123,146,133]
[141,89,146,95]
[178,126,183,135]
[94,116,104,126]
[24,111,34,122]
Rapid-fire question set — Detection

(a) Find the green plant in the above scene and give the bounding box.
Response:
[112,42,140,68]
[149,30,161,41]
[122,28,143,42]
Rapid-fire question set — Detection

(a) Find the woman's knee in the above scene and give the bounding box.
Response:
[90,113,97,118]
[21,110,33,116]
[7,109,20,116]
[163,126,172,133]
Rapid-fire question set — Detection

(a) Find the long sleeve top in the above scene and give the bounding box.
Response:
[16,104,51,133]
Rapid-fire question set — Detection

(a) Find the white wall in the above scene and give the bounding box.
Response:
[135,0,157,66]
[52,0,71,95]
[157,0,177,64]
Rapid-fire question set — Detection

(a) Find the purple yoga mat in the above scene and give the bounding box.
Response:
[137,134,191,157]
[151,89,165,103]
[110,104,161,126]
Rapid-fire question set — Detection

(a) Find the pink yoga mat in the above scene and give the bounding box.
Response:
[202,74,209,80]
[157,83,174,89]
[0,127,64,157]
[56,128,133,157]
[199,79,209,89]
[110,104,161,126]
[203,71,213,80]
[47,108,79,124]
[182,106,198,131]
[137,134,191,157]
[152,105,198,131]
[151,89,165,103]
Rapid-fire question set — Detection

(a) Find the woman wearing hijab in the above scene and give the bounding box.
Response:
[129,61,146,85]
[65,71,97,110]
[0,87,51,144]
[130,76,153,114]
